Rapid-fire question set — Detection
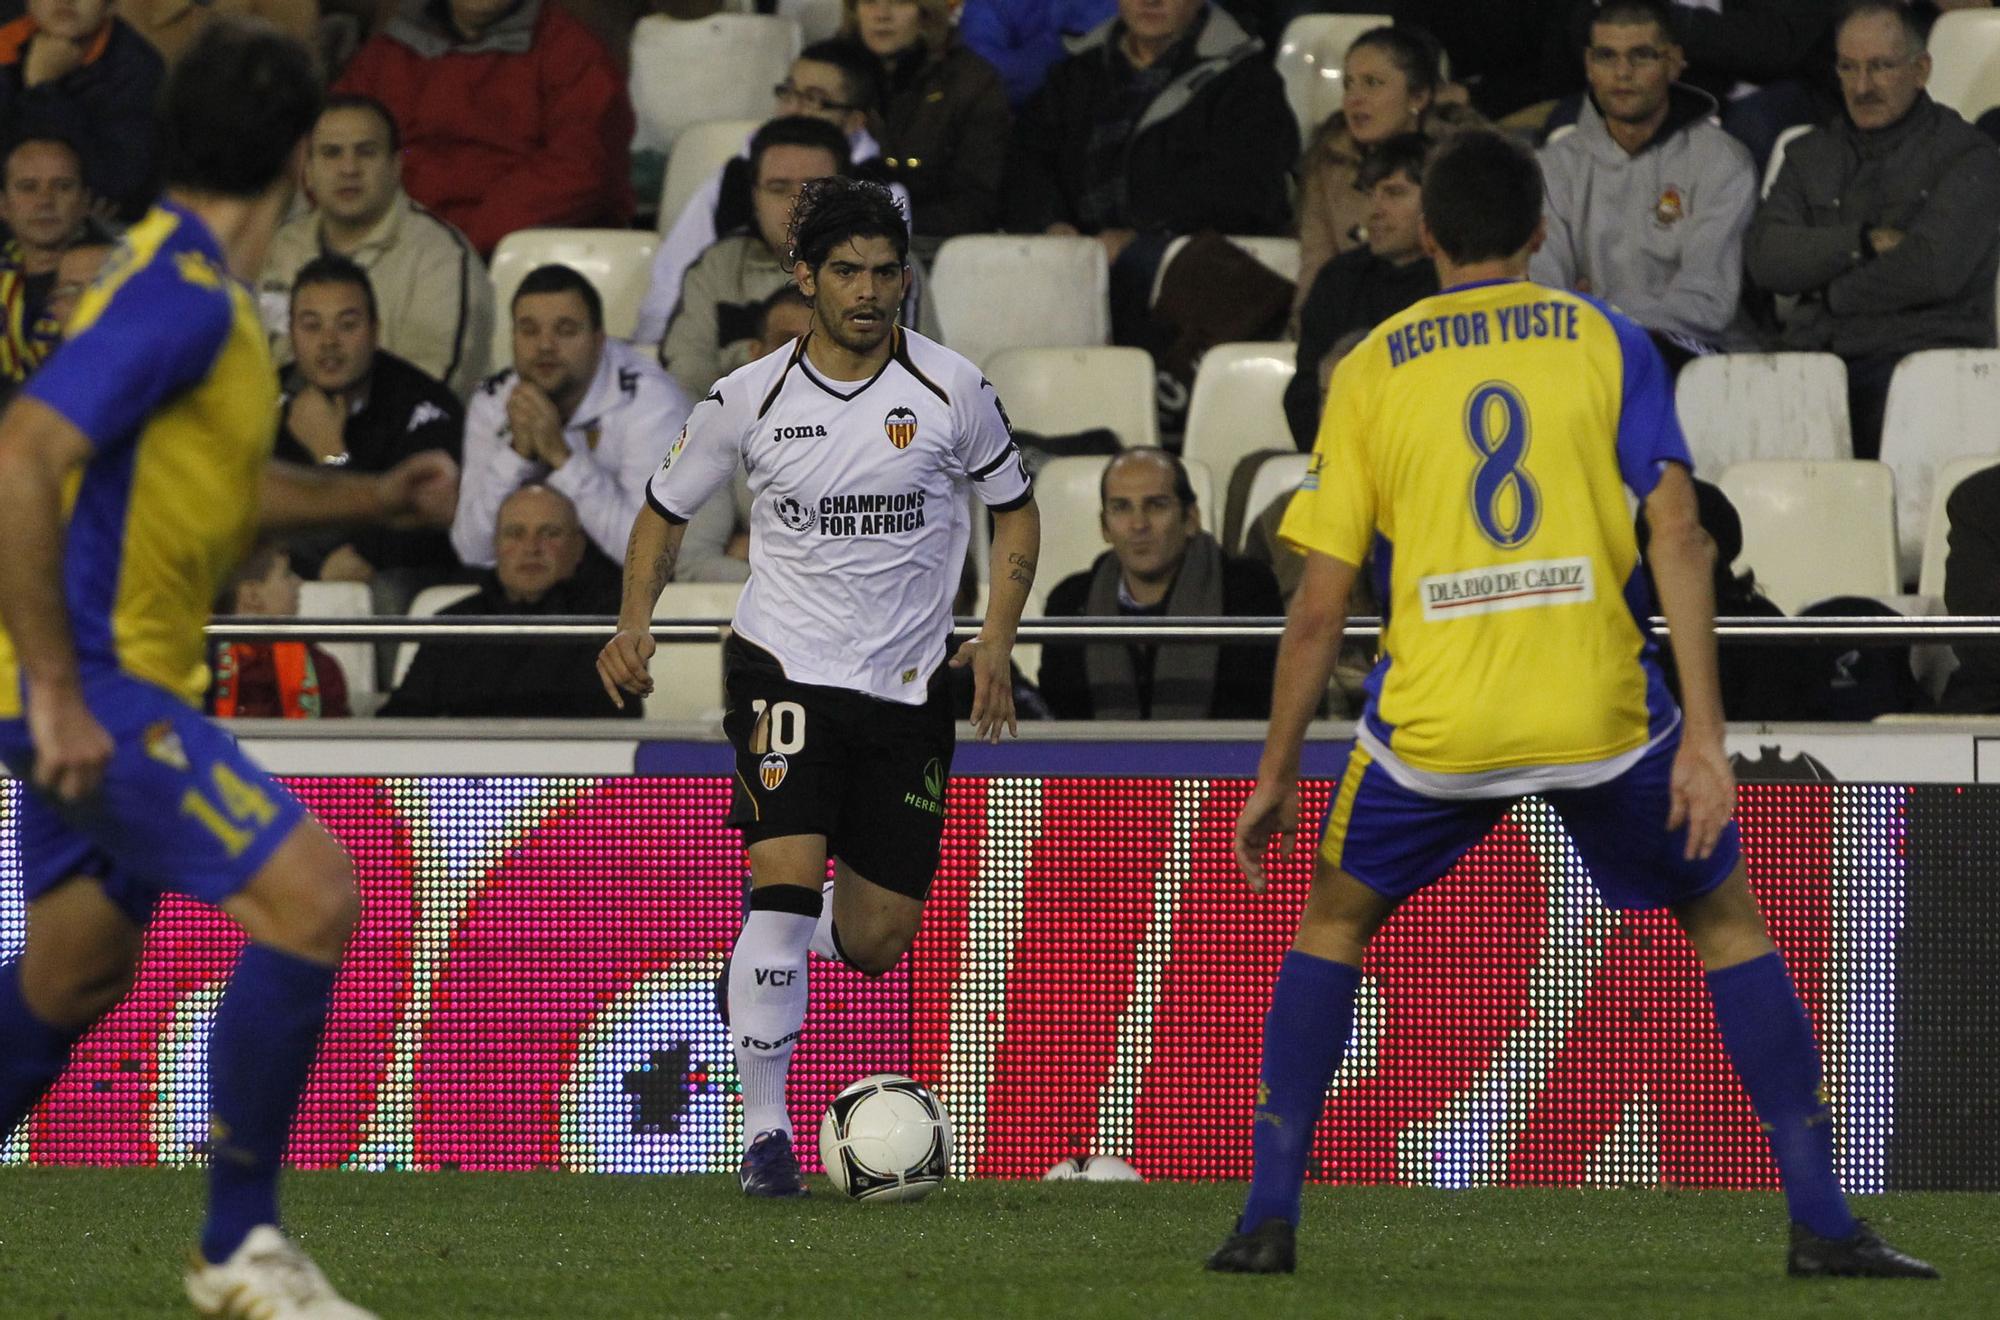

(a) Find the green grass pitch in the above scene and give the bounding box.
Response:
[0,1169,1993,1318]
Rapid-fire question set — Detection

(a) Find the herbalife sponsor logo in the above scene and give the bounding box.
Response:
[904,757,946,817]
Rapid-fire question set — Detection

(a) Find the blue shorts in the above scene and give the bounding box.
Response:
[0,671,307,925]
[1319,730,1739,912]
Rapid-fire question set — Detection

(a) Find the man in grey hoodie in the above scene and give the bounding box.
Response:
[1535,0,1757,370]
[1748,0,2000,458]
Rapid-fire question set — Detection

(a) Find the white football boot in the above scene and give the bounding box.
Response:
[184,1224,378,1319]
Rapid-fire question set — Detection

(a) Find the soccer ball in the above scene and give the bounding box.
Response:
[1043,1154,1143,1183]
[818,1073,953,1202]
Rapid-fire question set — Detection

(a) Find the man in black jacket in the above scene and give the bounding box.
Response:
[1040,448,1282,720]
[382,484,640,719]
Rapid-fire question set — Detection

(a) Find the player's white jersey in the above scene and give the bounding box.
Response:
[647,328,1032,705]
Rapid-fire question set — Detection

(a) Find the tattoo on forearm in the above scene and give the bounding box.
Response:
[1006,551,1036,589]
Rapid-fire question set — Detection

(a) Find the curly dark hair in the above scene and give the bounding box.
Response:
[786,176,909,271]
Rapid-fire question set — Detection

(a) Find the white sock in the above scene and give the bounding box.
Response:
[728,907,815,1146]
[808,880,838,962]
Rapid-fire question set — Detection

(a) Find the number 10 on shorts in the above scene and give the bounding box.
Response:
[751,699,806,754]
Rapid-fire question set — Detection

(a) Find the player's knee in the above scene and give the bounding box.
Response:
[834,925,909,978]
[25,940,139,1031]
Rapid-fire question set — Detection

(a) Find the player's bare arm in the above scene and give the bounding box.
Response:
[951,497,1040,744]
[1642,463,1735,861]
[1237,551,1357,892]
[259,451,461,533]
[0,396,112,802]
[598,502,686,708]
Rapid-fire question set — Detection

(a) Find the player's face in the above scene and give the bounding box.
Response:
[0,141,89,254]
[1342,44,1429,145]
[775,59,864,132]
[1836,11,1929,132]
[801,235,906,356]
[44,242,110,334]
[290,280,378,394]
[27,0,109,40]
[494,487,586,603]
[855,0,924,58]
[1118,0,1204,47]
[512,290,605,405]
[307,108,399,227]
[1100,456,1197,583]
[1584,21,1681,127]
[755,299,814,356]
[1364,171,1423,263]
[753,144,842,257]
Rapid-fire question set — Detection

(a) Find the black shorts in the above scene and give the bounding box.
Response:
[723,636,955,900]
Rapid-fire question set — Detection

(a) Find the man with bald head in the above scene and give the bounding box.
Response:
[382,484,638,718]
[1038,446,1282,720]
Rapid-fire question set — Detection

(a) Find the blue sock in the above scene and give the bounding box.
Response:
[0,960,82,1139]
[1706,952,1855,1239]
[1240,951,1361,1231]
[202,945,336,1264]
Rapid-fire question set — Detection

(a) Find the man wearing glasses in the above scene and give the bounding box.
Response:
[1748,0,2000,459]
[1533,0,1756,373]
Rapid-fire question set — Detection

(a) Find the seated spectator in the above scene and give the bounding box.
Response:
[36,232,113,336]
[454,263,691,571]
[1534,0,1756,369]
[384,484,639,719]
[278,255,466,611]
[260,95,494,400]
[334,0,633,256]
[661,118,845,400]
[1747,1,2000,459]
[1285,133,1438,450]
[0,0,163,219]
[1,133,98,387]
[958,0,1115,108]
[676,286,814,583]
[844,0,1010,244]
[1039,448,1282,719]
[208,543,352,720]
[636,40,896,345]
[1005,0,1297,338]
[1940,462,2000,713]
[1295,25,1480,320]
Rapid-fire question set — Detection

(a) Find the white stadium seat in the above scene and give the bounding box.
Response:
[488,228,660,364]
[1717,460,1900,614]
[648,582,745,722]
[929,236,1110,368]
[296,581,376,699]
[1149,235,1302,305]
[1674,352,1850,475]
[1237,453,1311,554]
[1182,343,1295,488]
[983,347,1160,451]
[629,15,800,156]
[1928,10,2000,122]
[1275,14,1390,139]
[391,584,480,690]
[1880,349,2000,581]
[658,117,759,235]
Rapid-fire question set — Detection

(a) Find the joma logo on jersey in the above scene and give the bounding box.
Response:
[772,424,827,443]
[884,406,919,449]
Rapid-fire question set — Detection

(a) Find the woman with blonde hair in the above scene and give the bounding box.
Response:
[841,0,1011,245]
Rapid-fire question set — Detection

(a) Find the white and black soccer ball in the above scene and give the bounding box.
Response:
[1043,1154,1143,1182]
[818,1073,953,1203]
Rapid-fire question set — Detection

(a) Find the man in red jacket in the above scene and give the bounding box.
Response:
[335,0,633,256]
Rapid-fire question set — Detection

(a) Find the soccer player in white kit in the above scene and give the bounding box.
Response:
[598,177,1040,1195]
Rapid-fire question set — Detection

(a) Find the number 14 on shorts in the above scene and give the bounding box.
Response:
[180,760,279,858]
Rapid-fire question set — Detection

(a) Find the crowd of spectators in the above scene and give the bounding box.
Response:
[8,0,2000,721]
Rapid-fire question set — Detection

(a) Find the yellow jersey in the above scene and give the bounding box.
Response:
[1280,278,1687,792]
[0,203,277,716]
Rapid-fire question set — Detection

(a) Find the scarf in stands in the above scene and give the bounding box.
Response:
[1082,531,1224,719]
[211,642,325,719]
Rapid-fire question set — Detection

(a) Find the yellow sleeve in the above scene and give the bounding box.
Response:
[1277,346,1375,565]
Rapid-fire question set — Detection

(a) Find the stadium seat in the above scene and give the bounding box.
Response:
[1674,352,1851,475]
[983,346,1160,450]
[1275,13,1390,138]
[658,117,759,235]
[648,582,745,722]
[1927,10,2000,121]
[1183,343,1295,485]
[391,583,480,689]
[1716,460,1900,614]
[1880,348,2000,580]
[1762,123,1814,200]
[929,236,1110,368]
[1149,235,1302,305]
[1235,453,1311,555]
[297,581,376,699]
[774,0,842,43]
[1913,456,2000,698]
[488,228,660,364]
[629,14,800,158]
